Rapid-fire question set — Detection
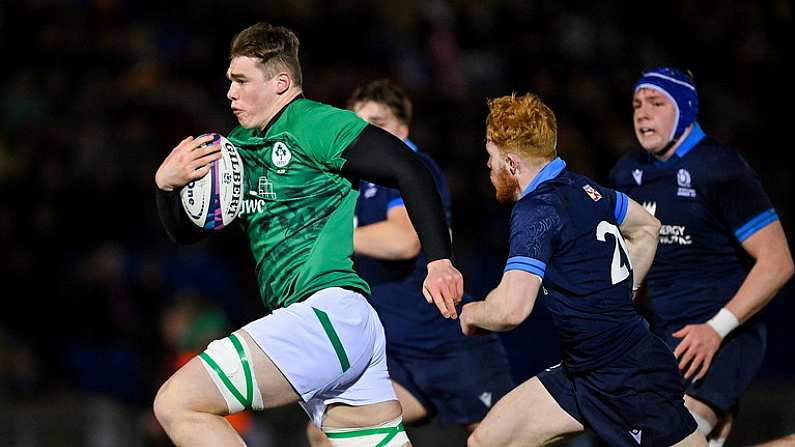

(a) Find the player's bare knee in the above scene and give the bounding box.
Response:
[153,378,181,427]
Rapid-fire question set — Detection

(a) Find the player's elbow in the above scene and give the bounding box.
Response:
[763,244,795,287]
[650,215,661,233]
[646,216,661,239]
[636,217,661,245]
[778,253,794,284]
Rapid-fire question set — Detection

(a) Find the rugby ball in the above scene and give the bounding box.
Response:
[180,133,244,231]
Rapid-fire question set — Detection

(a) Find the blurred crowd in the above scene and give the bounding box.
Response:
[1,0,792,444]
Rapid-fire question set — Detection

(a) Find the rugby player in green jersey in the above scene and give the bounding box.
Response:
[153,22,463,447]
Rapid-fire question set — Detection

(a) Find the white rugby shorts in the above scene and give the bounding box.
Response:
[243,287,396,427]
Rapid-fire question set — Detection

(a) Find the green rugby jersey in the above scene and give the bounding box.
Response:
[228,98,370,313]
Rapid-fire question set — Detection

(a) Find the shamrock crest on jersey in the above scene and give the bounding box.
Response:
[272,141,292,173]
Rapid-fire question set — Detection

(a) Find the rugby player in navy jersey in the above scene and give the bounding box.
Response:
[307,80,514,446]
[463,93,706,446]
[609,67,794,446]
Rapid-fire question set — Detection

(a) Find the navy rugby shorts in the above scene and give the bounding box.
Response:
[661,318,766,415]
[538,333,696,446]
[386,335,514,426]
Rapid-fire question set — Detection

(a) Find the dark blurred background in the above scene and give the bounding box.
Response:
[1,1,792,445]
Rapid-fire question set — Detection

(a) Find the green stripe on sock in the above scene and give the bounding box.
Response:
[325,422,405,447]
[312,307,351,372]
[198,333,254,410]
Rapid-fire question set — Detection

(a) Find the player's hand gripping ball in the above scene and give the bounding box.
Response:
[180,133,244,231]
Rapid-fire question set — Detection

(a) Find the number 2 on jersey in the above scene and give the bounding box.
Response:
[596,221,633,284]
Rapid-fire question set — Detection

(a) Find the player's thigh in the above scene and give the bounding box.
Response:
[392,380,428,424]
[237,329,301,408]
[168,329,300,416]
[156,356,229,415]
[470,377,583,447]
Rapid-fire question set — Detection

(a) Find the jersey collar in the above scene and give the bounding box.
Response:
[653,122,705,167]
[520,157,566,198]
[404,139,419,152]
[260,94,305,137]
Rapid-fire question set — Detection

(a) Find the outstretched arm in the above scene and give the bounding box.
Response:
[618,197,662,293]
[342,125,463,317]
[460,270,541,334]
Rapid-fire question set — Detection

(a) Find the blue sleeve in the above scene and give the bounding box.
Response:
[710,151,777,242]
[505,200,561,278]
[384,188,403,213]
[614,191,629,225]
[734,209,778,242]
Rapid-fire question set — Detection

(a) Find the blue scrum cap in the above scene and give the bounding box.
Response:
[634,67,699,142]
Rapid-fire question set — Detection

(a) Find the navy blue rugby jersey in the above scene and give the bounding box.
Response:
[609,123,777,335]
[354,140,467,351]
[507,157,647,372]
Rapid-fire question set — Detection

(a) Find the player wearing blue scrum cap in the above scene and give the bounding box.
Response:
[632,67,699,155]
[610,67,794,446]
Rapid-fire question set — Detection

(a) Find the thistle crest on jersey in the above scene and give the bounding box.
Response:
[676,168,696,197]
[180,133,245,231]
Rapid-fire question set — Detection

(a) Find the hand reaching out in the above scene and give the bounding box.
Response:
[422,258,464,319]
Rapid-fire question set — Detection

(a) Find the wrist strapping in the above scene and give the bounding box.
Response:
[707,308,739,338]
